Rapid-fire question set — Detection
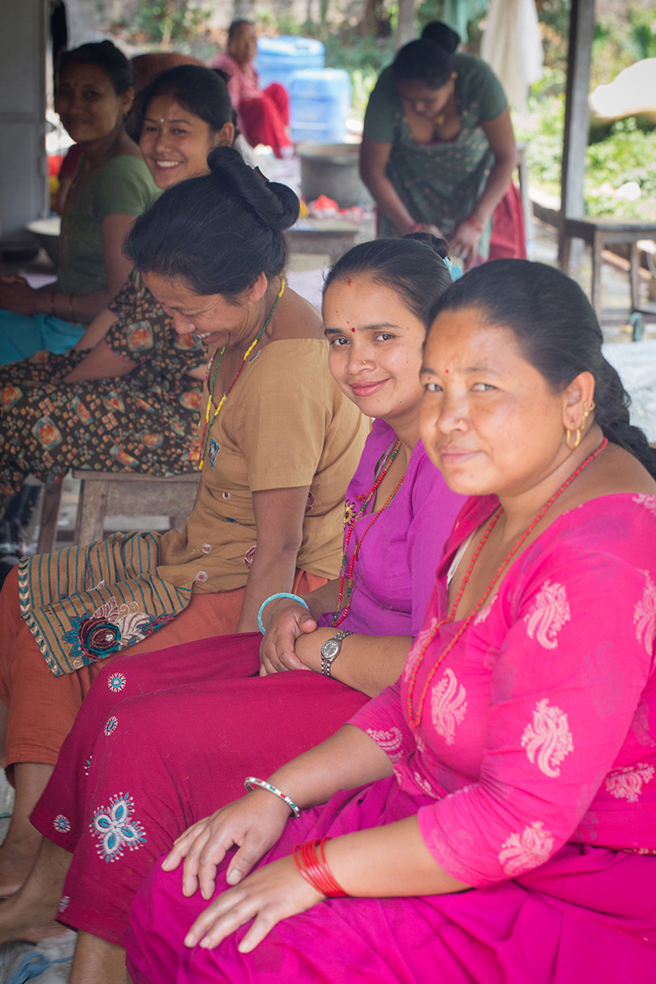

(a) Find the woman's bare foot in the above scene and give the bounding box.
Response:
[0,891,69,944]
[0,839,41,898]
[70,932,128,984]
[0,837,71,944]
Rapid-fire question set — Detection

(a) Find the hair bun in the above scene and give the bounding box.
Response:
[421,20,461,54]
[207,146,299,232]
[403,231,449,259]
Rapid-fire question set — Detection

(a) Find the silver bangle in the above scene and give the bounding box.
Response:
[244,776,301,818]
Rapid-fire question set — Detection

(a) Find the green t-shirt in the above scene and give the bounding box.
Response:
[362,54,507,248]
[57,154,158,298]
[363,54,507,144]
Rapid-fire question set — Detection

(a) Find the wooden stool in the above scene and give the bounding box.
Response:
[559,216,656,335]
[37,470,200,553]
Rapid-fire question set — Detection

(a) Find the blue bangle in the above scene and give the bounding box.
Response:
[257,593,310,634]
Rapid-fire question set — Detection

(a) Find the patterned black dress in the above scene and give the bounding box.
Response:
[0,270,206,514]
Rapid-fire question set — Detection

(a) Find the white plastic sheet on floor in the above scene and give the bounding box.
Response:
[603,339,656,443]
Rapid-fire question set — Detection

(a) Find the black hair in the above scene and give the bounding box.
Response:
[128,64,237,142]
[428,259,656,478]
[124,145,299,298]
[421,20,460,53]
[228,19,253,42]
[324,233,452,327]
[57,40,132,95]
[392,38,454,90]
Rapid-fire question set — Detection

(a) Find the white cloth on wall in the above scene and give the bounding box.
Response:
[481,0,543,117]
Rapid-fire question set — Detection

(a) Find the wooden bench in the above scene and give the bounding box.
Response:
[37,470,200,552]
[559,216,656,336]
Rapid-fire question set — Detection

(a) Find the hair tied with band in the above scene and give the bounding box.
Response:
[442,256,462,282]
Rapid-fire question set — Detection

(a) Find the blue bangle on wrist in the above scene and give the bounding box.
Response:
[257,592,310,634]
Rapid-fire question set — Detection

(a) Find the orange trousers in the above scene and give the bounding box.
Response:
[0,566,324,769]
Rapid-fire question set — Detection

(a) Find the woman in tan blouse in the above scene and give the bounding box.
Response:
[0,147,366,894]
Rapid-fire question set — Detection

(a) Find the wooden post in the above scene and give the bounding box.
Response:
[559,0,595,258]
[396,0,415,49]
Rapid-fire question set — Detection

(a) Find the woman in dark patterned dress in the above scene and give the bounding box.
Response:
[0,66,236,573]
[359,24,518,268]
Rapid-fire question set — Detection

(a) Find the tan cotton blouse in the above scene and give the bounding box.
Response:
[158,338,368,592]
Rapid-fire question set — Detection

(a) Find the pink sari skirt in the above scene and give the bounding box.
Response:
[30,633,368,946]
[126,778,656,984]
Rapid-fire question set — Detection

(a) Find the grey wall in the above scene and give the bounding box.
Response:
[0,0,48,238]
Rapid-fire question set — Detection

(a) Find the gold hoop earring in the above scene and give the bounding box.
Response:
[566,426,582,450]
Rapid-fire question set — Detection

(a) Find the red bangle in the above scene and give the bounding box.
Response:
[409,223,422,234]
[466,215,484,233]
[292,837,349,898]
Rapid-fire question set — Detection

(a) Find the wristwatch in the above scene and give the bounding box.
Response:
[320,630,354,677]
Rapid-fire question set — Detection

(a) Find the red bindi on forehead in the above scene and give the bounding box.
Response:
[351,328,356,333]
[445,368,449,373]
[347,279,352,286]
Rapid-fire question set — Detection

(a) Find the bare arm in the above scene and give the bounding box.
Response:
[166,724,469,951]
[71,308,119,352]
[359,138,421,236]
[236,486,311,633]
[64,337,137,383]
[450,107,518,266]
[294,628,411,697]
[259,593,411,696]
[1,213,138,323]
[165,723,395,893]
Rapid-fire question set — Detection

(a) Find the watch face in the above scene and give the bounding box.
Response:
[322,639,340,659]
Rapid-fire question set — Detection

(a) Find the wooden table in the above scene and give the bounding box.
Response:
[560,216,656,336]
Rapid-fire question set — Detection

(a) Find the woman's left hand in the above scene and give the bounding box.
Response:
[0,278,38,315]
[450,220,482,270]
[183,855,324,953]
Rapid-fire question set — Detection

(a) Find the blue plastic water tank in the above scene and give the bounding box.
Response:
[254,36,325,91]
[288,69,351,144]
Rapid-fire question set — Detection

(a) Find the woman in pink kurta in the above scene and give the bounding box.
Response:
[126,259,656,984]
[211,21,291,158]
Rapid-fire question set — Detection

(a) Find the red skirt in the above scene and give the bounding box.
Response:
[30,633,368,945]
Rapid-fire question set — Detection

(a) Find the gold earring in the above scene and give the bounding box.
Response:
[566,400,595,450]
[566,426,582,450]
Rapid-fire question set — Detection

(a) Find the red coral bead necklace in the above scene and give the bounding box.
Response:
[406,437,608,728]
[333,438,406,626]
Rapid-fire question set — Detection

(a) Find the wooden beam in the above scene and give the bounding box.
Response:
[560,0,595,223]
[396,0,416,49]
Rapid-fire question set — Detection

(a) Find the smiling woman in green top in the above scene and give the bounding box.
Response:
[0,41,158,363]
[359,22,518,270]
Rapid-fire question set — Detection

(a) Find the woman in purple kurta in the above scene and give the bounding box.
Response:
[13,235,462,972]
[126,261,656,984]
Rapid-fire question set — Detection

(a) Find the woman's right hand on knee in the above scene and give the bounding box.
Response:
[162,790,291,901]
[259,600,317,675]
